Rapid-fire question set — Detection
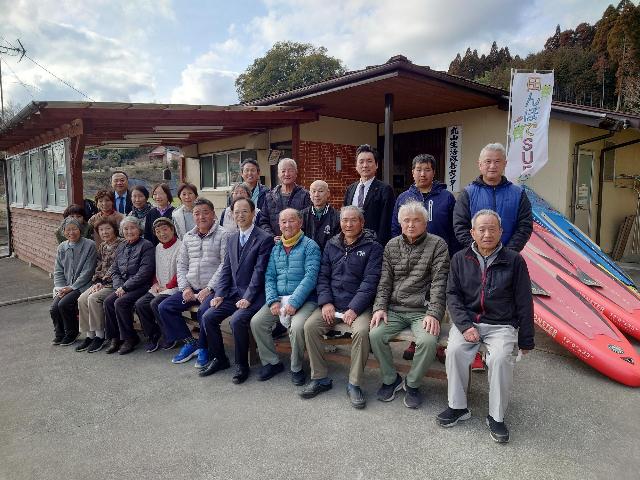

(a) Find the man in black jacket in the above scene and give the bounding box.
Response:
[343,145,395,245]
[301,180,340,252]
[437,209,534,444]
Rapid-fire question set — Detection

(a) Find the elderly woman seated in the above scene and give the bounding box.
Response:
[75,218,124,353]
[103,216,156,355]
[134,217,182,353]
[50,217,97,346]
[87,190,124,246]
[55,204,94,244]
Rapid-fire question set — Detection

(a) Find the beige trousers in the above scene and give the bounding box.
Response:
[303,308,371,386]
[77,286,114,334]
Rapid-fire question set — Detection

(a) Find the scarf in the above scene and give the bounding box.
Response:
[281,230,303,248]
[251,184,262,206]
[161,237,178,249]
[130,202,152,219]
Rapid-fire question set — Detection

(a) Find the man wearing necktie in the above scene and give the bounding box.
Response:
[199,197,273,384]
[343,145,395,245]
[111,171,132,214]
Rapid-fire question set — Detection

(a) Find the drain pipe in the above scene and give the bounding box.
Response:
[596,138,640,245]
[0,157,12,258]
[570,132,615,222]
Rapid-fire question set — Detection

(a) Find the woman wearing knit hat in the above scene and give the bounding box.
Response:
[134,217,182,353]
[50,217,97,346]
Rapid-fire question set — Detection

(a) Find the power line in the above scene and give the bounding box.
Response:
[22,53,95,101]
[0,57,38,98]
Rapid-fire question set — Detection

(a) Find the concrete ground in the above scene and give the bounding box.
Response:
[1,258,640,480]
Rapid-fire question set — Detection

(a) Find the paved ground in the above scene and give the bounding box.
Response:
[1,258,640,480]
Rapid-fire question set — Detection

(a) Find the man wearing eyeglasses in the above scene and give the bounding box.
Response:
[453,143,532,252]
[343,145,395,246]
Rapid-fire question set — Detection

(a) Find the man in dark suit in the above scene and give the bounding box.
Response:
[199,197,273,383]
[111,171,133,214]
[343,145,395,245]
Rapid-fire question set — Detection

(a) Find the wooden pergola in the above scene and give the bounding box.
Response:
[0,102,318,203]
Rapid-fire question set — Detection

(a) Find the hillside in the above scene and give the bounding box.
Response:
[448,1,640,113]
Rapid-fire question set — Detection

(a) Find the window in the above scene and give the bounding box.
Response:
[200,149,256,189]
[7,139,69,210]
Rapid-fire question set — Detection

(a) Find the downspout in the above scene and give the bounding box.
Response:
[596,138,640,245]
[0,157,12,258]
[570,131,615,222]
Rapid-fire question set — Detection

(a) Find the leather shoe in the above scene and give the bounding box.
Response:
[347,384,366,409]
[118,337,140,355]
[299,379,333,398]
[198,357,231,377]
[232,366,250,384]
[257,362,284,381]
[105,339,121,354]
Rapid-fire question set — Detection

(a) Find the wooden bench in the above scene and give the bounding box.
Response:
[177,308,487,387]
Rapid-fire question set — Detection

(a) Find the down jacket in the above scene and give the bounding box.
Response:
[265,234,321,309]
[109,238,155,292]
[258,184,311,237]
[446,244,534,350]
[317,230,383,314]
[373,232,450,320]
[177,222,228,291]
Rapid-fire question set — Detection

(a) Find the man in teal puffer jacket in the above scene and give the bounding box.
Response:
[250,208,321,386]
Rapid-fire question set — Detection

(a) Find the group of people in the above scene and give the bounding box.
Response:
[49,142,534,444]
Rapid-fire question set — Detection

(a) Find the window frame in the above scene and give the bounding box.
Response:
[200,148,256,191]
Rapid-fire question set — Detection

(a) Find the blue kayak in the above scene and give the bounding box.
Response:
[524,186,636,288]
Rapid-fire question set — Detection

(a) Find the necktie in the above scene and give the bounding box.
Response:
[240,233,247,247]
[357,183,366,208]
[118,197,124,214]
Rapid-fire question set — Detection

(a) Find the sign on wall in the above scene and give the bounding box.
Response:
[505,70,554,183]
[446,125,462,193]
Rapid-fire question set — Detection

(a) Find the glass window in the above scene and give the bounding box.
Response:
[214,154,228,188]
[11,156,24,205]
[228,151,242,185]
[26,150,43,207]
[200,155,213,188]
[44,147,57,207]
[52,141,68,208]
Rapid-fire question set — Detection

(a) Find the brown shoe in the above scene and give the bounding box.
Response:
[105,339,121,354]
[118,337,140,355]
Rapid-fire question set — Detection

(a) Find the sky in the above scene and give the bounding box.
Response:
[0,0,615,111]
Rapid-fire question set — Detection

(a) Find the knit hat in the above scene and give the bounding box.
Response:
[61,217,82,231]
[152,217,176,234]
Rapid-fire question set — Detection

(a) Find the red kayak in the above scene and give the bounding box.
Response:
[522,248,640,387]
[527,225,640,341]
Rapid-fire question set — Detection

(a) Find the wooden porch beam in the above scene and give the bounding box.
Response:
[69,134,86,205]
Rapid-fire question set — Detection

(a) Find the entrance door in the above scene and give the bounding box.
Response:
[379,129,446,197]
[574,150,594,236]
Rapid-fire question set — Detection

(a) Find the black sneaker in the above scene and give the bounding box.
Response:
[376,374,404,402]
[486,415,509,443]
[87,337,105,353]
[59,333,79,346]
[403,384,424,409]
[299,379,332,398]
[75,337,93,352]
[291,369,306,386]
[436,407,471,427]
[51,335,64,345]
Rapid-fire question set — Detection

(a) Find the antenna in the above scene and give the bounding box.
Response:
[0,37,27,123]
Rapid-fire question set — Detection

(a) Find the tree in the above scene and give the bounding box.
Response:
[545,25,562,51]
[235,42,346,103]
[0,100,22,127]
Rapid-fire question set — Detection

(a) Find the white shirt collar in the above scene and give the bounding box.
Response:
[359,177,375,188]
[239,224,255,238]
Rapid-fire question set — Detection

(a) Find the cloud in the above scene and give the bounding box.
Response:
[0,0,174,107]
[169,54,239,105]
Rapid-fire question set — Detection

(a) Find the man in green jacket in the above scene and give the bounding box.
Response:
[370,200,450,409]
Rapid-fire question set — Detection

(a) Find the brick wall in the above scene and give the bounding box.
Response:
[10,207,62,273]
[297,141,360,208]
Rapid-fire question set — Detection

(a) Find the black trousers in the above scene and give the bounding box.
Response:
[104,287,148,341]
[201,295,261,367]
[50,289,82,338]
[134,292,170,341]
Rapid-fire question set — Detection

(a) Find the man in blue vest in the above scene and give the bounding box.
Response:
[453,143,532,252]
[452,142,532,371]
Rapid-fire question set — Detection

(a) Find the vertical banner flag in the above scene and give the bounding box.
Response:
[505,71,554,183]
[446,125,462,193]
